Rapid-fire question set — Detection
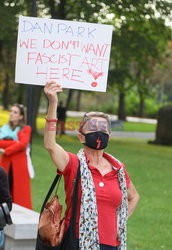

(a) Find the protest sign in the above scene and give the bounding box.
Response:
[15,16,113,92]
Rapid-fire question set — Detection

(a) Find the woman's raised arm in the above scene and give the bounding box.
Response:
[44,81,69,172]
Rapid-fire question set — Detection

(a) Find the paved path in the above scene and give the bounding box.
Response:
[65,130,155,140]
[65,111,156,139]
[111,131,155,139]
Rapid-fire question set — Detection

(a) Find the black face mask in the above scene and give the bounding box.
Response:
[81,131,109,150]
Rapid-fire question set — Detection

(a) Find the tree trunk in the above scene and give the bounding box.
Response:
[27,85,42,134]
[118,91,126,121]
[49,0,66,19]
[26,0,41,135]
[57,0,66,19]
[31,0,37,16]
[154,105,172,145]
[76,90,81,111]
[65,89,74,110]
[17,85,25,104]
[138,92,144,117]
[0,41,2,63]
[48,0,56,18]
[2,72,10,109]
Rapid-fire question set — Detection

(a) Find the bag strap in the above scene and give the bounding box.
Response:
[40,174,61,214]
[40,161,80,215]
[68,162,80,239]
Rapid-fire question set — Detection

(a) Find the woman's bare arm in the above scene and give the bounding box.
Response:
[44,81,69,172]
[127,181,140,218]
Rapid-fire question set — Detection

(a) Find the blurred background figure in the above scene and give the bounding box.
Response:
[57,101,66,135]
[0,104,32,209]
[0,166,12,249]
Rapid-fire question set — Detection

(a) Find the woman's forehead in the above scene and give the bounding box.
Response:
[11,106,20,112]
[87,116,107,122]
[84,116,110,132]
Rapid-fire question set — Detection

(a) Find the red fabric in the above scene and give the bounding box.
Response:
[0,125,32,209]
[57,151,130,247]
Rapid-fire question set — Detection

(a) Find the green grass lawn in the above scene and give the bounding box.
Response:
[123,121,156,132]
[31,134,172,250]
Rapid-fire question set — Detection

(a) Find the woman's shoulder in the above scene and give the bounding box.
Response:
[104,152,124,170]
[57,152,78,176]
[24,125,31,130]
[17,126,31,139]
[20,125,31,132]
[0,124,9,130]
[67,152,79,164]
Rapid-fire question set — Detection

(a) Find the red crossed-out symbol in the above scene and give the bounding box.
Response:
[96,137,101,149]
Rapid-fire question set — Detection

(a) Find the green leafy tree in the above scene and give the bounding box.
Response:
[109,0,172,119]
[0,1,22,109]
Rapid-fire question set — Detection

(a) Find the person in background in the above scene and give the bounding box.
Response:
[0,166,12,249]
[44,81,140,250]
[0,104,32,209]
[57,101,66,135]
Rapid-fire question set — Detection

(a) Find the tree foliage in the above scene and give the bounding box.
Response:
[108,0,172,119]
[0,1,23,108]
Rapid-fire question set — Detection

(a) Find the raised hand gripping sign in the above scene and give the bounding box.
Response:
[15,16,113,92]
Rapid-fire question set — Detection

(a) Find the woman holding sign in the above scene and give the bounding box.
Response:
[43,81,139,250]
[0,104,32,209]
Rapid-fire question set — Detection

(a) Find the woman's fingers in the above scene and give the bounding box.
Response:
[44,81,63,94]
[44,82,62,91]
[47,88,63,96]
[44,86,63,95]
[45,81,62,89]
[44,81,63,102]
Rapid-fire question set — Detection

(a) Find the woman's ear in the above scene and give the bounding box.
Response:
[77,132,85,143]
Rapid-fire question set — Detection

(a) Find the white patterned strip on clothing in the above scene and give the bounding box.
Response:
[77,149,128,250]
[77,149,100,250]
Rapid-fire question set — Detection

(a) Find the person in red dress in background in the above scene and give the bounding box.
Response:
[0,104,32,209]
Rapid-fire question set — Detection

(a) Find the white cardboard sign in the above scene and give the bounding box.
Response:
[15,16,113,92]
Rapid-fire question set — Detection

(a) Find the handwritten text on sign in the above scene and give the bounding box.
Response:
[15,16,113,92]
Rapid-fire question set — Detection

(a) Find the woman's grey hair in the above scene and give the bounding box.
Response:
[79,111,111,133]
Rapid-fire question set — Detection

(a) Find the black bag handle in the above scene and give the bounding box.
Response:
[40,163,80,216]
[69,163,80,231]
[40,174,61,215]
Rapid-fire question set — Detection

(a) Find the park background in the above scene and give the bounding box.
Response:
[0,0,172,249]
